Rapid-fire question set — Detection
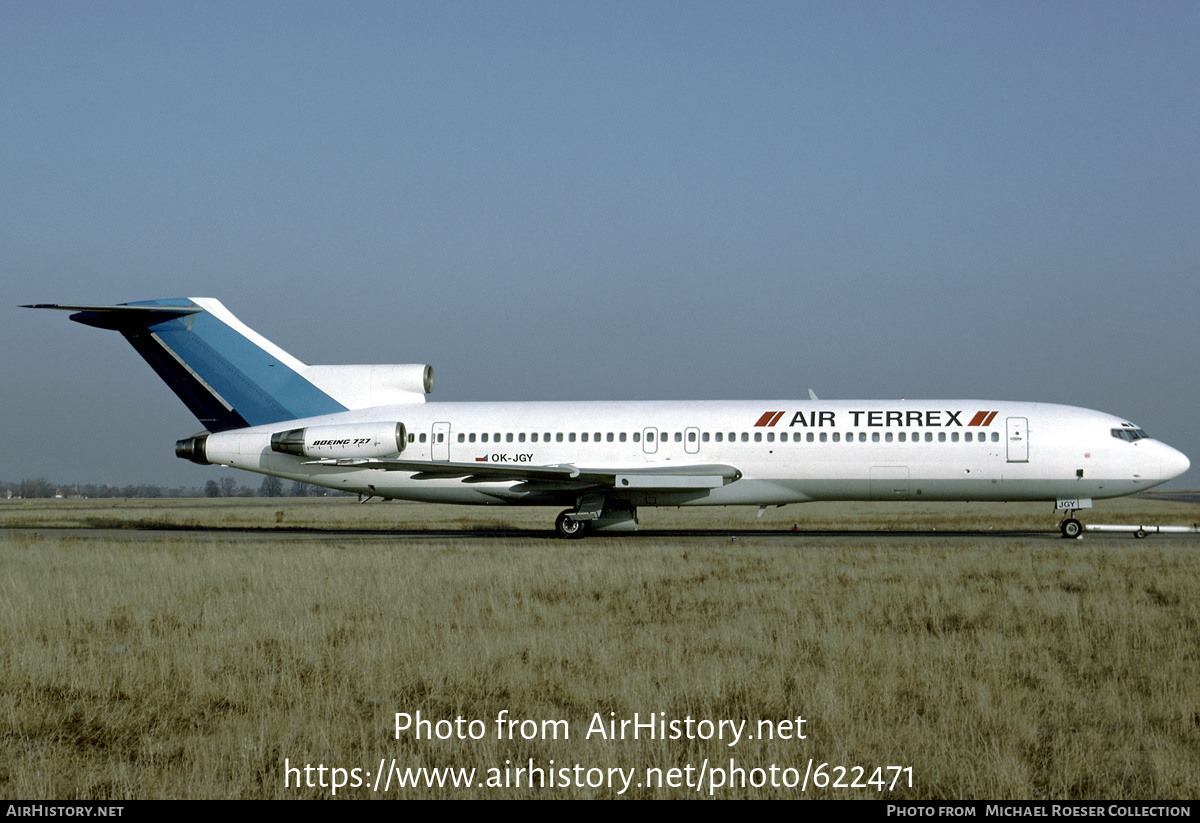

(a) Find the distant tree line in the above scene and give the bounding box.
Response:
[4,477,339,499]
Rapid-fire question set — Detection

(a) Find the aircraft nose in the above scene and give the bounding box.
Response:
[1160,445,1190,482]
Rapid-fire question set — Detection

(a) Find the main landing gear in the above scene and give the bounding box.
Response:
[554,496,639,538]
[555,510,588,539]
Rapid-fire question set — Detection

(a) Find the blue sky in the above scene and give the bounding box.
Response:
[4,1,1198,488]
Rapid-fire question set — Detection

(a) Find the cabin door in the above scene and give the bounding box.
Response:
[432,422,451,461]
[1006,417,1028,463]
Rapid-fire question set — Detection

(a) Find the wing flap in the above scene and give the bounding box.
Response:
[304,458,741,490]
[614,474,724,489]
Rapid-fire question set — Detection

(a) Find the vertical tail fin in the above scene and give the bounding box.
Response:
[24,298,347,431]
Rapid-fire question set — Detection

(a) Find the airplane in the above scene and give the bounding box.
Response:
[25,298,1190,538]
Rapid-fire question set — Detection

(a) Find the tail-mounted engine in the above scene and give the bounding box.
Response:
[175,433,211,465]
[176,421,407,466]
[269,422,408,459]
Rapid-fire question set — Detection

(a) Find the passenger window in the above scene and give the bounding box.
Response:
[992,432,999,442]
[898,432,906,442]
[741,432,749,442]
[951,432,959,442]
[469,433,476,443]
[457,433,465,443]
[675,432,682,442]
[701,432,709,442]
[556,433,563,442]
[754,432,762,442]
[647,432,654,442]
[884,432,892,442]
[620,432,627,442]
[506,433,514,443]
[530,433,538,442]
[819,432,828,442]
[964,432,972,442]
[873,432,880,442]
[715,432,723,442]
[581,433,588,442]
[569,433,576,442]
[633,432,640,442]
[938,432,946,442]
[779,432,787,442]
[688,431,697,442]
[832,432,840,443]
[519,433,526,443]
[607,433,614,442]
[481,433,488,443]
[925,432,933,442]
[807,432,815,442]
[766,432,774,442]
[419,433,427,443]
[859,432,867,442]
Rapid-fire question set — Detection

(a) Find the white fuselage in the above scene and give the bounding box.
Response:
[199,399,1189,507]
[33,299,1189,529]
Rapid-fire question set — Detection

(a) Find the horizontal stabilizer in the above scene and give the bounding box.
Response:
[22,303,202,330]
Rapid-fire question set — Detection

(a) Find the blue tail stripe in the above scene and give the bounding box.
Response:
[123,331,251,431]
[130,299,346,429]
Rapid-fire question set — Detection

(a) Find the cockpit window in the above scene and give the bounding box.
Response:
[1111,428,1149,442]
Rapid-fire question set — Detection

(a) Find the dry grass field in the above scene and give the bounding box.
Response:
[1,495,1198,799]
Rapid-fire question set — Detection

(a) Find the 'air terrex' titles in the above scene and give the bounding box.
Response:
[754,410,1002,428]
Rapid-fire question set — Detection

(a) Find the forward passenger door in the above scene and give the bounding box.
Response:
[1006,417,1028,463]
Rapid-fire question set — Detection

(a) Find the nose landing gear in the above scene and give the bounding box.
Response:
[1060,516,1083,539]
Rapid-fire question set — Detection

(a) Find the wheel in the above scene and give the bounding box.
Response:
[555,510,586,539]
[1060,518,1082,538]
[1134,528,1148,539]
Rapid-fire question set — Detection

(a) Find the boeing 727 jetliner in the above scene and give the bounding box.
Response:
[26,298,1190,538]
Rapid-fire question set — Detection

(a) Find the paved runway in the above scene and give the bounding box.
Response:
[4,489,1194,544]
[6,524,1197,546]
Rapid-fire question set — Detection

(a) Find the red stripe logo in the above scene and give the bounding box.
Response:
[968,411,999,426]
[754,411,785,427]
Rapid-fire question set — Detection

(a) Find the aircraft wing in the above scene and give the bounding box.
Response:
[304,458,742,490]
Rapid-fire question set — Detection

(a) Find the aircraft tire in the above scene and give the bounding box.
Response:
[1060,518,1082,539]
[555,510,587,539]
